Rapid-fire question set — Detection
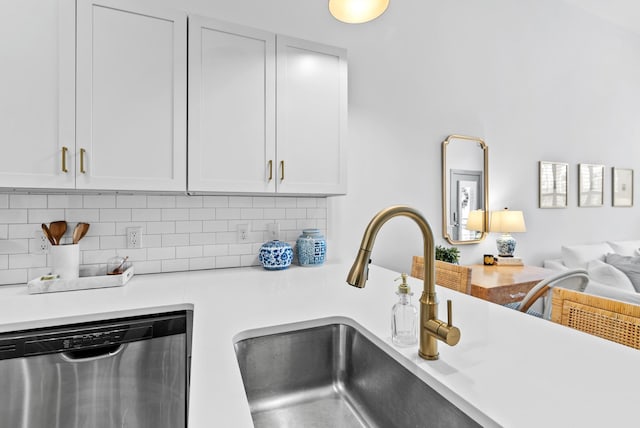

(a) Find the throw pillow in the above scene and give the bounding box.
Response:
[587,259,635,292]
[607,240,640,257]
[604,254,640,292]
[561,243,615,269]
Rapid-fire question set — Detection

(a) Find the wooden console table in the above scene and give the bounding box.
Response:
[469,264,554,304]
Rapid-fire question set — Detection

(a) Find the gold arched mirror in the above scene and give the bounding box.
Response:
[442,135,489,245]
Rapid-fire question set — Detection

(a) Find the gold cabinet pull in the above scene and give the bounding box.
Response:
[280,160,285,181]
[268,160,273,181]
[80,148,86,174]
[61,146,68,173]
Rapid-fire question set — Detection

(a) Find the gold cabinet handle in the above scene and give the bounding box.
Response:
[61,146,68,173]
[80,148,86,174]
[280,160,285,181]
[268,160,273,181]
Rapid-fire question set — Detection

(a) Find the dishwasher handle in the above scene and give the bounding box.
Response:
[60,343,126,362]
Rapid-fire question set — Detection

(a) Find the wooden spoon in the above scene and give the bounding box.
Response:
[49,221,67,245]
[72,222,90,244]
[41,223,56,246]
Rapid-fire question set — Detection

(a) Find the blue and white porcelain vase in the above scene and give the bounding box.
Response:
[296,229,326,267]
[259,240,293,270]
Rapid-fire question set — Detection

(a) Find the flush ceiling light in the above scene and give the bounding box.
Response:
[329,0,390,24]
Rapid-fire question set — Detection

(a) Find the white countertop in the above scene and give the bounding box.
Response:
[1,262,637,427]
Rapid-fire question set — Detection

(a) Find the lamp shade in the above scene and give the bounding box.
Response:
[465,209,485,232]
[490,208,526,233]
[329,0,389,23]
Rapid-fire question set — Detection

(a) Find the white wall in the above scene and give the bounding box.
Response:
[176,0,640,273]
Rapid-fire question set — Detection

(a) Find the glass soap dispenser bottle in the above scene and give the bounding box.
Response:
[391,273,418,347]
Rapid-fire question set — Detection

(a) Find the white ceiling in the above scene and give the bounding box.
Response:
[563,0,640,35]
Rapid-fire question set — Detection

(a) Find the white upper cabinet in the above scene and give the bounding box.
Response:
[0,0,76,189]
[76,0,187,191]
[276,36,347,195]
[188,20,347,195]
[188,17,276,193]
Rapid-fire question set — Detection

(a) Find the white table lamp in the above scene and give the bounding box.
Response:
[465,209,485,233]
[489,208,526,257]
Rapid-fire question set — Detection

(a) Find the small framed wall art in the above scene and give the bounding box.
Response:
[539,161,568,208]
[578,163,605,207]
[612,167,633,207]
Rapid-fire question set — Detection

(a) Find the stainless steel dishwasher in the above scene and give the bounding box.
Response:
[0,310,192,428]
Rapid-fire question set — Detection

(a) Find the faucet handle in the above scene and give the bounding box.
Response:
[447,299,453,326]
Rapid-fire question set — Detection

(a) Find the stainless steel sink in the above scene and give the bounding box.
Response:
[233,318,483,428]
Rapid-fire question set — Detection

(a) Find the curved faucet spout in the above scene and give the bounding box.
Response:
[346,205,460,360]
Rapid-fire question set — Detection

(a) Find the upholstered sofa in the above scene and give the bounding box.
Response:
[543,240,640,305]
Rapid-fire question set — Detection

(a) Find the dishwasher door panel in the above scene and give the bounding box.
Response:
[0,334,186,428]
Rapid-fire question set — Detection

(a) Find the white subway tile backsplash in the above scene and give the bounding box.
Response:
[65,208,100,223]
[8,224,38,239]
[132,208,161,221]
[286,208,306,219]
[216,255,240,268]
[82,249,117,265]
[144,235,162,248]
[203,220,227,233]
[296,198,317,208]
[148,195,176,208]
[240,208,264,220]
[100,235,127,250]
[202,196,229,208]
[116,195,147,208]
[229,196,252,208]
[162,234,190,247]
[176,246,202,259]
[48,195,83,209]
[148,247,175,260]
[216,208,241,220]
[84,195,116,208]
[0,209,28,224]
[162,258,189,272]
[161,208,189,221]
[189,233,215,246]
[189,257,215,270]
[147,221,175,234]
[0,193,327,284]
[100,209,131,222]
[0,239,28,255]
[177,195,202,208]
[9,254,46,269]
[10,194,47,209]
[203,244,228,257]
[0,269,28,285]
[176,221,202,234]
[189,208,215,221]
[252,197,276,208]
[275,197,297,208]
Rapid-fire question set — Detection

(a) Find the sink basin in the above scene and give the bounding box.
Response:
[233,318,483,428]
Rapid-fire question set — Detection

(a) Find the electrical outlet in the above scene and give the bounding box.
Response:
[36,233,49,254]
[127,227,143,249]
[237,224,250,241]
[267,222,280,240]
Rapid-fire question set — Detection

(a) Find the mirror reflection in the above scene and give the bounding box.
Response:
[442,135,488,245]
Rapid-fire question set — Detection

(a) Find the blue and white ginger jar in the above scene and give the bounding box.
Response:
[259,240,293,270]
[296,229,326,267]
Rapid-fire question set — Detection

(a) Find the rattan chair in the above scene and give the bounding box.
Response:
[410,256,472,294]
[551,287,640,350]
[507,268,589,319]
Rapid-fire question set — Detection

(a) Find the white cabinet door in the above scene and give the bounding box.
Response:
[276,36,347,195]
[76,0,187,191]
[0,0,75,189]
[188,17,276,193]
